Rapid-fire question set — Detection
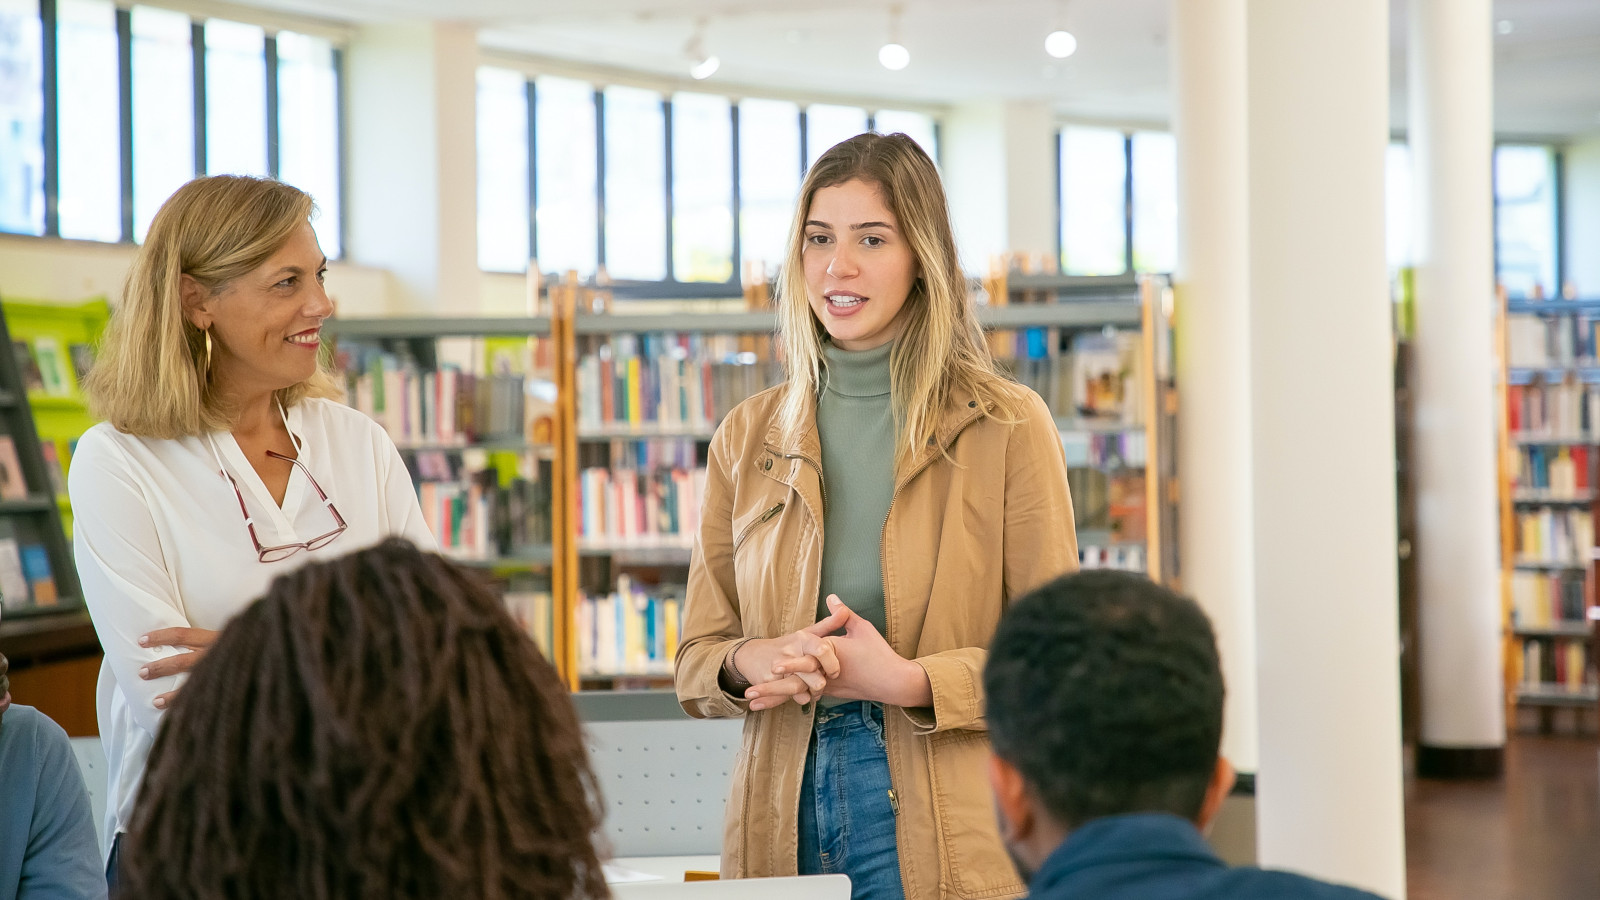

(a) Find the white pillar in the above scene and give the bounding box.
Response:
[1410,0,1505,773]
[1245,1,1407,894]
[1171,0,1259,776]
[345,22,479,314]
[943,100,1057,272]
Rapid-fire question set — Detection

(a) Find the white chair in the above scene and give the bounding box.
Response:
[584,716,743,857]
[611,875,851,900]
[68,736,108,856]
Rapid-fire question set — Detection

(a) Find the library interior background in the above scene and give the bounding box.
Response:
[1,1,1598,898]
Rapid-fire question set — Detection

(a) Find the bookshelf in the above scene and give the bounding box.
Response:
[326,270,1179,691]
[1496,293,1600,731]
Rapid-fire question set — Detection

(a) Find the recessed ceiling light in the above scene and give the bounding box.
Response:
[1497,19,1514,35]
[1045,30,1077,59]
[879,42,910,70]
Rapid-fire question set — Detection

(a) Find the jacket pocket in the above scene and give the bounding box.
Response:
[732,502,785,554]
[926,729,1025,899]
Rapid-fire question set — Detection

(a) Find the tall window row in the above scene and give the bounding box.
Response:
[0,0,341,255]
[1057,126,1177,276]
[475,67,940,281]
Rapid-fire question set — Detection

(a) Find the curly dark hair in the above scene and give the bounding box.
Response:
[122,538,608,900]
[984,569,1225,829]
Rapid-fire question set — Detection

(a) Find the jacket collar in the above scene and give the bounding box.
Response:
[762,382,988,469]
[1030,813,1226,895]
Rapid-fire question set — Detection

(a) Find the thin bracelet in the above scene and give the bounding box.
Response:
[724,638,756,687]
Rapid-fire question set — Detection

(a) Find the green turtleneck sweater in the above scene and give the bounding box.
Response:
[816,340,895,653]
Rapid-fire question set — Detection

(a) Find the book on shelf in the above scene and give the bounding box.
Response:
[339,338,555,446]
[1079,543,1146,572]
[1512,444,1589,496]
[405,450,554,558]
[39,441,64,496]
[67,342,95,387]
[501,572,554,661]
[1506,379,1600,437]
[576,575,684,677]
[1069,331,1144,426]
[19,543,55,605]
[578,439,705,548]
[575,332,783,434]
[0,537,25,610]
[0,436,26,500]
[32,336,71,397]
[1513,508,1594,566]
[1510,570,1588,629]
[1506,310,1599,369]
[1060,430,1147,469]
[10,340,41,393]
[1521,636,1596,691]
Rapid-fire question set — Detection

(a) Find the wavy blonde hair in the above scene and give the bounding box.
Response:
[85,175,341,439]
[776,132,1020,469]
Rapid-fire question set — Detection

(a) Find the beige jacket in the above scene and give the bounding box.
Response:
[675,377,1079,900]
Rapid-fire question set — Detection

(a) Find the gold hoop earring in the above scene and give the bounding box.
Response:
[202,329,212,380]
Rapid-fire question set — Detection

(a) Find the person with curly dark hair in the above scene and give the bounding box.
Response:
[118,538,608,900]
[984,570,1385,900]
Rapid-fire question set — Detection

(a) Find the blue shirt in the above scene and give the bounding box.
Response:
[1029,813,1389,900]
[0,705,106,900]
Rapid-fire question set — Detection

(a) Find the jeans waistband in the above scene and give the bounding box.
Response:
[814,700,882,730]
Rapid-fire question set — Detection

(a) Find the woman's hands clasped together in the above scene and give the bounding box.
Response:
[740,594,934,711]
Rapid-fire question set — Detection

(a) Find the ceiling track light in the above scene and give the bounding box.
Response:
[879,4,910,71]
[684,17,719,80]
[1046,0,1077,59]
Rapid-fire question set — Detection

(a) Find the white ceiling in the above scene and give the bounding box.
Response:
[227,0,1600,138]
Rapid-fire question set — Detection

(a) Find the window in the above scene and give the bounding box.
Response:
[56,0,119,242]
[276,31,340,258]
[739,97,800,277]
[1495,144,1558,299]
[476,66,529,274]
[0,0,44,235]
[1060,125,1127,275]
[602,85,666,281]
[534,75,597,279]
[203,19,266,178]
[130,4,194,242]
[1131,131,1175,274]
[671,91,733,283]
[873,109,937,162]
[1385,141,1412,271]
[805,103,867,170]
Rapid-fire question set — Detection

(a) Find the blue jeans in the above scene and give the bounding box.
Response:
[797,702,906,900]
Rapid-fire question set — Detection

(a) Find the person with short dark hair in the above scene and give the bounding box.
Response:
[983,570,1386,900]
[119,539,608,900]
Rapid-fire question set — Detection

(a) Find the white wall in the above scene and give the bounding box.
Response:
[0,234,393,314]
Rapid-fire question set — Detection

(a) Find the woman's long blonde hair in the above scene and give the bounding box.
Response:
[85,175,340,439]
[775,132,1019,469]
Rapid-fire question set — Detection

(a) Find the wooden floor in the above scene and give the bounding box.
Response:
[1406,735,1600,900]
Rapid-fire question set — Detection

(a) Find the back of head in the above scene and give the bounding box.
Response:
[124,539,607,900]
[984,570,1225,829]
[85,174,338,438]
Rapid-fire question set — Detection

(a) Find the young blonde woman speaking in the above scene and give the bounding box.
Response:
[675,133,1078,900]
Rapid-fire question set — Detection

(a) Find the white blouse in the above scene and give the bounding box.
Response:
[68,397,436,849]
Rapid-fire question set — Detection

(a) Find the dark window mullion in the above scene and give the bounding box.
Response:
[265,34,279,179]
[595,88,606,271]
[527,78,538,269]
[192,21,206,176]
[798,107,808,180]
[933,118,943,168]
[663,96,674,282]
[1122,132,1134,274]
[333,44,347,259]
[1553,147,1566,294]
[1054,129,1063,272]
[117,5,133,243]
[729,102,741,285]
[41,0,59,236]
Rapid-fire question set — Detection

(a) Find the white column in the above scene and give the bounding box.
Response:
[943,100,1057,272]
[1170,0,1259,775]
[344,22,480,314]
[1246,1,1406,894]
[1410,0,1505,768]
[1565,135,1600,295]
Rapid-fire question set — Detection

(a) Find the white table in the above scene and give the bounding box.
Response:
[606,857,851,900]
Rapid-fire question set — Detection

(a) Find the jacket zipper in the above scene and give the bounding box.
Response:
[782,452,828,510]
[733,502,785,551]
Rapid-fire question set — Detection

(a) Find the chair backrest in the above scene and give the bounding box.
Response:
[611,875,850,900]
[68,736,108,856]
[584,716,743,857]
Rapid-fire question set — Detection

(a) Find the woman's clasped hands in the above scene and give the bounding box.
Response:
[739,594,933,711]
